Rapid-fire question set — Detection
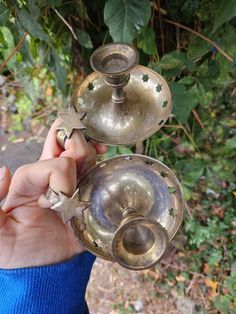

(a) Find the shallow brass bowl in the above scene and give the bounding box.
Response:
[71,155,184,266]
[74,65,172,145]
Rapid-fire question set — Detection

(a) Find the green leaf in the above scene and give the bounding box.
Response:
[0,29,7,49]
[51,48,67,95]
[38,0,62,7]
[0,3,10,25]
[103,146,118,159]
[48,0,62,6]
[137,27,157,55]
[157,51,196,79]
[216,24,236,82]
[0,26,16,68]
[205,59,220,80]
[169,82,197,123]
[117,146,133,155]
[187,36,211,60]
[75,29,93,49]
[22,75,37,102]
[28,0,41,19]
[225,136,236,149]
[175,159,205,186]
[11,20,35,66]
[178,76,195,86]
[182,184,192,201]
[208,249,222,266]
[159,53,185,78]
[213,0,236,32]
[104,0,151,43]
[18,8,49,41]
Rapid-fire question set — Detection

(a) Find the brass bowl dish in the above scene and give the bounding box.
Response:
[71,154,184,270]
[73,43,172,145]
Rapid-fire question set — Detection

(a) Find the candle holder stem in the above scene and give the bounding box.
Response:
[105,73,130,103]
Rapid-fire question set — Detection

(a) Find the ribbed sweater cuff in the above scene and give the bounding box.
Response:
[0,252,95,314]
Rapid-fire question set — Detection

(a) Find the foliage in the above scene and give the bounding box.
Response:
[104,0,151,43]
[0,0,236,312]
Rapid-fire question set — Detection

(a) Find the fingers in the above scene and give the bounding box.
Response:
[40,118,107,161]
[0,166,12,200]
[3,157,76,213]
[40,119,63,160]
[61,131,92,163]
[90,140,108,154]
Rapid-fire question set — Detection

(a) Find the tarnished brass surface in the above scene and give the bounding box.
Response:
[90,42,138,76]
[54,44,185,270]
[71,155,184,269]
[74,65,172,145]
[112,214,168,270]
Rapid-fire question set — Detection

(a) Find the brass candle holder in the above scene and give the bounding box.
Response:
[54,43,185,270]
[71,154,184,270]
[72,43,172,145]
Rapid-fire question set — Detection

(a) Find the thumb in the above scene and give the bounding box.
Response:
[40,119,63,160]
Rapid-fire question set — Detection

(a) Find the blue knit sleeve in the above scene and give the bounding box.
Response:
[0,252,95,314]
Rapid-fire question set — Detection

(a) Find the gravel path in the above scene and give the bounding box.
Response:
[0,138,43,172]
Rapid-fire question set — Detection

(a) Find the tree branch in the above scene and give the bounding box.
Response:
[0,32,28,73]
[53,8,77,41]
[156,17,234,63]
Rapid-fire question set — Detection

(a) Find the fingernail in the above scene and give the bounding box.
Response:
[0,166,6,181]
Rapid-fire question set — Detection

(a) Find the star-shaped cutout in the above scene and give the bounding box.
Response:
[51,190,91,224]
[142,74,149,82]
[162,100,168,108]
[156,84,162,93]
[57,110,86,138]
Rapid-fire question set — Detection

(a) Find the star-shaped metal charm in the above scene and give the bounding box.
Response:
[51,190,91,224]
[57,110,86,138]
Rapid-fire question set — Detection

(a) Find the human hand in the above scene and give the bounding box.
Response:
[40,119,107,177]
[0,120,107,269]
[0,157,82,269]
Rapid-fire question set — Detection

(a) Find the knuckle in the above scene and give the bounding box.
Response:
[79,146,90,159]
[57,156,76,172]
[13,164,29,178]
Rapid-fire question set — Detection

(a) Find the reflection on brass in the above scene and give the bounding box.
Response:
[112,213,168,270]
[73,43,172,145]
[71,155,184,270]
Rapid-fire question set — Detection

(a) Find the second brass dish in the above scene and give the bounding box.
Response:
[71,154,184,270]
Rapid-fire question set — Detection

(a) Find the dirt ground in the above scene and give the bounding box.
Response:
[87,258,181,314]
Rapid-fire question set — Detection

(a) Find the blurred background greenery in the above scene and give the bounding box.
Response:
[0,0,235,313]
